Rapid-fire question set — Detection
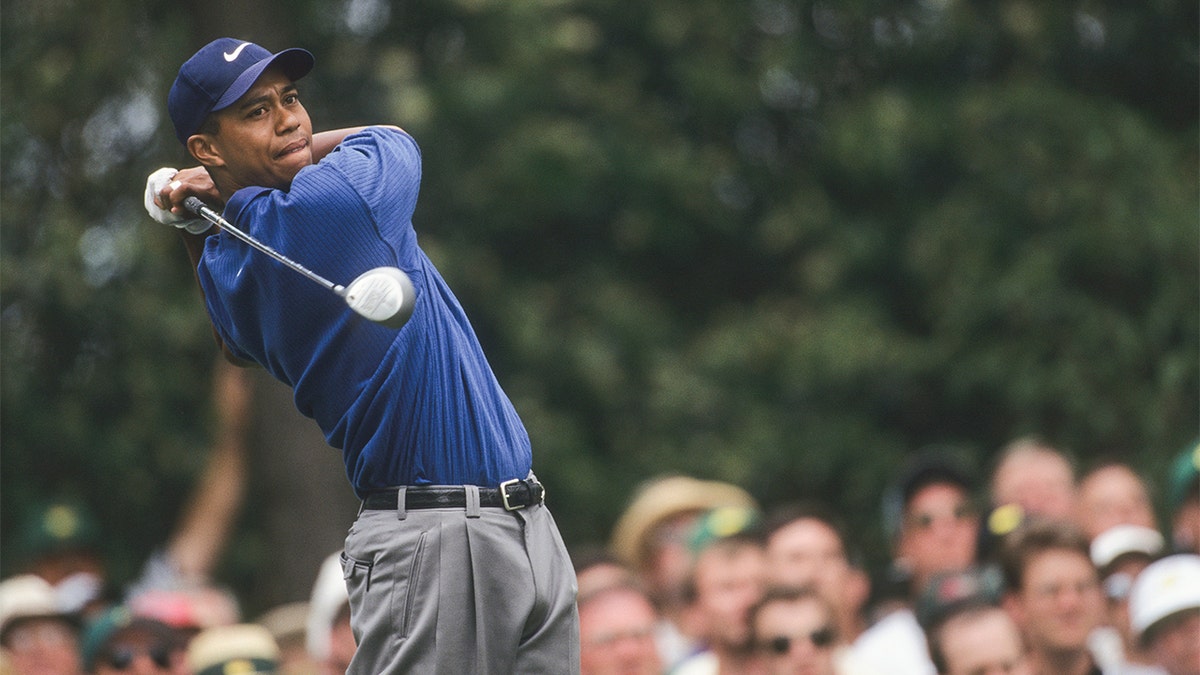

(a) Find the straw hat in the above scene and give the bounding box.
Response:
[609,475,757,570]
[187,623,280,675]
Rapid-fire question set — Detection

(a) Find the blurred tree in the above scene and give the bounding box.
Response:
[2,0,1196,608]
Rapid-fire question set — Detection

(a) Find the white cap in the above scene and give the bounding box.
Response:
[1090,524,1165,571]
[187,623,280,675]
[305,551,349,660]
[1128,554,1200,640]
[0,575,71,639]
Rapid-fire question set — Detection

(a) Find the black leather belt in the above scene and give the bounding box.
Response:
[361,477,546,512]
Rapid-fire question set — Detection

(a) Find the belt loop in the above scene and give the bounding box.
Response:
[465,485,481,518]
[395,487,408,521]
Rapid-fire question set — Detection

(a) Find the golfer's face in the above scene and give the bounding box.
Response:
[212,66,313,190]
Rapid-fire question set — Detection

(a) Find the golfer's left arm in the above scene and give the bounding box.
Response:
[155,126,397,214]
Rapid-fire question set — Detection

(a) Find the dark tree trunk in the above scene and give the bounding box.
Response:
[244,368,360,612]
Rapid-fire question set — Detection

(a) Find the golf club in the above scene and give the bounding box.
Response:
[184,197,416,329]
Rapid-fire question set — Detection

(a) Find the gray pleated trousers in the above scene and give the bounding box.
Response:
[342,491,580,674]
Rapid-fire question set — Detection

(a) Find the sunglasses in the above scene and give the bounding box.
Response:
[100,644,173,671]
[907,503,975,530]
[762,626,836,654]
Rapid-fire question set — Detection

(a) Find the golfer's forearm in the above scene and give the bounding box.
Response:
[313,125,403,160]
[313,127,368,160]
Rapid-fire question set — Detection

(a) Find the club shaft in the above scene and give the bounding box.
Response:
[184,197,345,295]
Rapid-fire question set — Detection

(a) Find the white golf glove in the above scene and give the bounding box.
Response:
[144,167,211,234]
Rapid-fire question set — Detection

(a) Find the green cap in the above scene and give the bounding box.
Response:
[1167,440,1200,512]
[17,500,101,562]
[687,505,762,553]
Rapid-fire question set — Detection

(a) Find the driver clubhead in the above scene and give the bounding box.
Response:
[343,266,416,329]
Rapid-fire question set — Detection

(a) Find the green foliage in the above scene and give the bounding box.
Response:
[2,0,1196,596]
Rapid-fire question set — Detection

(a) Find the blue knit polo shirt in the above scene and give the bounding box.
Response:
[196,127,531,495]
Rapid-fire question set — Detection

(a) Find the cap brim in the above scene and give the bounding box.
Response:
[212,48,314,113]
[0,612,79,644]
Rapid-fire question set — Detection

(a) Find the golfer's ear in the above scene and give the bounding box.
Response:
[188,134,224,169]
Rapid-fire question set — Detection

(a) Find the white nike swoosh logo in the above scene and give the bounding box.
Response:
[223,42,250,62]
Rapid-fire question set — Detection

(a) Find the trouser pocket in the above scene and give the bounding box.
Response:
[398,531,428,638]
[344,522,430,643]
[341,551,374,591]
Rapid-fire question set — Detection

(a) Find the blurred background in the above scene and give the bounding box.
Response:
[2,0,1196,618]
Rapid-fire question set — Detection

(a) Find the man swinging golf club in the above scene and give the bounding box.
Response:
[145,38,579,673]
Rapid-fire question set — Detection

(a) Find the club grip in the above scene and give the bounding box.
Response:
[184,196,215,220]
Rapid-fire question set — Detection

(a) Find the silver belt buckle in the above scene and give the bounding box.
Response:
[500,478,524,511]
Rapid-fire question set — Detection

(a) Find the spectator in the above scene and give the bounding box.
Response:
[78,607,186,675]
[672,508,768,675]
[999,519,1106,675]
[186,623,280,675]
[123,585,240,643]
[609,475,758,667]
[925,604,1032,675]
[883,453,981,601]
[1166,443,1200,555]
[305,553,354,675]
[15,359,254,628]
[912,568,1012,675]
[573,547,639,602]
[578,582,663,675]
[763,503,870,645]
[0,574,82,675]
[912,566,1012,675]
[912,566,1005,635]
[854,452,980,675]
[1127,554,1200,675]
[255,601,319,675]
[119,360,252,642]
[1088,525,1168,674]
[979,439,1080,565]
[990,437,1078,523]
[750,587,838,675]
[13,501,108,618]
[1076,463,1158,543]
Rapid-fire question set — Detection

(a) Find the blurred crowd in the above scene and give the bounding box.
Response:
[569,439,1200,675]
[2,433,1197,675]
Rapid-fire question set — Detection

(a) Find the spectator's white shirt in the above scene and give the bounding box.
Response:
[670,649,718,675]
[658,618,703,671]
[835,644,885,675]
[1089,626,1167,675]
[850,608,936,675]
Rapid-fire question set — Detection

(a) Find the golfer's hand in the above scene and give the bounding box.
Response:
[144,167,216,234]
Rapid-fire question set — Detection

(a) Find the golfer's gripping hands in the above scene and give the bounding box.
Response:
[144,167,211,234]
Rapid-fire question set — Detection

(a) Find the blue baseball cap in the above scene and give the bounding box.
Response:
[168,38,314,145]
